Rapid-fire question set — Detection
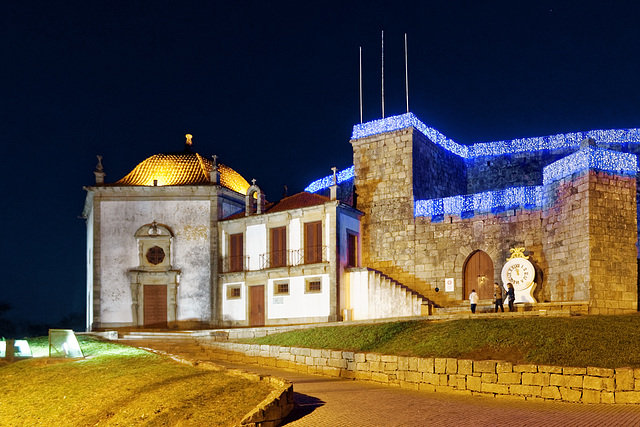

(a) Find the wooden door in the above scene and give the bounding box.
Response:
[304,221,322,264]
[229,233,244,272]
[347,232,358,267]
[144,285,167,327]
[270,227,287,267]
[249,285,265,326]
[464,251,494,300]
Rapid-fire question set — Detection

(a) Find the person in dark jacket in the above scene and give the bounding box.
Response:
[493,282,504,312]
[506,282,515,312]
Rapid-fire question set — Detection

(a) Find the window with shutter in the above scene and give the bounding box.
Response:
[229,233,244,272]
[347,231,358,267]
[304,221,322,264]
[270,227,287,268]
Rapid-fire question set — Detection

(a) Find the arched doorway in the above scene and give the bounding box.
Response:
[464,250,494,300]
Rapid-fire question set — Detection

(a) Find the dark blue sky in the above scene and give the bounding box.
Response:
[2,1,640,326]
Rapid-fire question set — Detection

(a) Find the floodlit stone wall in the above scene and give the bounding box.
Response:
[350,126,638,313]
[202,342,640,405]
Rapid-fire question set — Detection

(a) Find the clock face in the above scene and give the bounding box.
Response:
[501,258,535,291]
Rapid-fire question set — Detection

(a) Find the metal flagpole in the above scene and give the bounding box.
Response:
[405,33,409,113]
[381,30,385,119]
[359,46,363,124]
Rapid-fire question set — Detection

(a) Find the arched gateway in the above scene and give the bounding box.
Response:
[463,250,494,300]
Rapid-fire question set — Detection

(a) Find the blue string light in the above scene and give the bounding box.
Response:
[542,147,637,185]
[307,114,639,220]
[304,165,355,193]
[351,112,640,159]
[414,186,543,218]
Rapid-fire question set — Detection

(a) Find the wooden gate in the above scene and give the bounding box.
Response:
[143,285,167,327]
[464,251,494,300]
[249,285,265,326]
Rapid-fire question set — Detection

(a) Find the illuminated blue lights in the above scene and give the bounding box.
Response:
[414,186,543,218]
[543,147,638,185]
[307,115,640,220]
[414,147,637,218]
[352,113,469,157]
[304,165,355,193]
[351,113,640,159]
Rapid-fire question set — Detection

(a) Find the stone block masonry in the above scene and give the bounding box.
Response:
[350,123,638,314]
[201,340,640,405]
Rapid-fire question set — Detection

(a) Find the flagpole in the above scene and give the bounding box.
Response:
[381,30,385,119]
[359,46,363,124]
[405,33,409,113]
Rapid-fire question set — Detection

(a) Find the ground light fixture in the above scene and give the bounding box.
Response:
[0,339,33,361]
[48,329,84,359]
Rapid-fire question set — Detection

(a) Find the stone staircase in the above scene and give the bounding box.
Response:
[346,268,432,319]
[362,264,460,309]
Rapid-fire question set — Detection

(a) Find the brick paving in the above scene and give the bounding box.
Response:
[123,338,640,426]
[215,360,640,427]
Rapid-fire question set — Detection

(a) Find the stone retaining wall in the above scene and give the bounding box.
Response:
[201,341,640,405]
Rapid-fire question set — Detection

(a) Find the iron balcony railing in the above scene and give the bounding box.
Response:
[259,250,289,270]
[223,247,328,273]
[221,255,250,273]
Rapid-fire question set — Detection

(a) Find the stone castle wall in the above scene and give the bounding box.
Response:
[587,171,637,314]
[351,126,638,312]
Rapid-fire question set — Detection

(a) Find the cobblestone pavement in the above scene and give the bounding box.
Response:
[217,360,640,427]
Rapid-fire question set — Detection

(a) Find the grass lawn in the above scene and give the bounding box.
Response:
[244,314,640,369]
[0,336,273,426]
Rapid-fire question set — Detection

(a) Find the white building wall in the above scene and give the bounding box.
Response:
[222,282,246,321]
[99,199,211,324]
[246,224,266,271]
[289,218,301,252]
[267,274,330,319]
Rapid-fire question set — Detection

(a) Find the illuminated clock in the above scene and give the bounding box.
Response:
[501,248,537,303]
[502,258,535,290]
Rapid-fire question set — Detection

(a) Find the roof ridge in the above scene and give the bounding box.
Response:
[194,153,211,182]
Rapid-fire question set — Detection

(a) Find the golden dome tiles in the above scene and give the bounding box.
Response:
[116,152,249,194]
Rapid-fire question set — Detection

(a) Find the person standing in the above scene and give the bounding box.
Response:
[469,289,479,314]
[506,282,515,312]
[493,282,504,312]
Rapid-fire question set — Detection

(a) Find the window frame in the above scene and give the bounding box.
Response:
[274,280,290,295]
[226,284,242,300]
[305,277,322,294]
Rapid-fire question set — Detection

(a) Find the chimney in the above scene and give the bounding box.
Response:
[330,167,338,200]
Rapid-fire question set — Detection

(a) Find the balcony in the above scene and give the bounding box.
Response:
[221,255,250,273]
[222,246,327,273]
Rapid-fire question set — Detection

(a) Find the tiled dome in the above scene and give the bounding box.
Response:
[117,151,249,194]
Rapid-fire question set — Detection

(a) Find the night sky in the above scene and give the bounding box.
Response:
[2,1,640,330]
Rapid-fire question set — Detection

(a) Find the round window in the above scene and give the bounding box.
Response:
[146,246,165,265]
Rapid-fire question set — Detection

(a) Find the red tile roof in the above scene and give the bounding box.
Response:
[223,192,330,220]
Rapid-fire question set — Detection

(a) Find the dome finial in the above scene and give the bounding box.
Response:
[185,134,193,146]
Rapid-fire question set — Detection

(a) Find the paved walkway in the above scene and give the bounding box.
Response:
[215,360,640,427]
[122,338,640,426]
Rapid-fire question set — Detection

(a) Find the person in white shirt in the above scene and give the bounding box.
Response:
[469,289,479,314]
